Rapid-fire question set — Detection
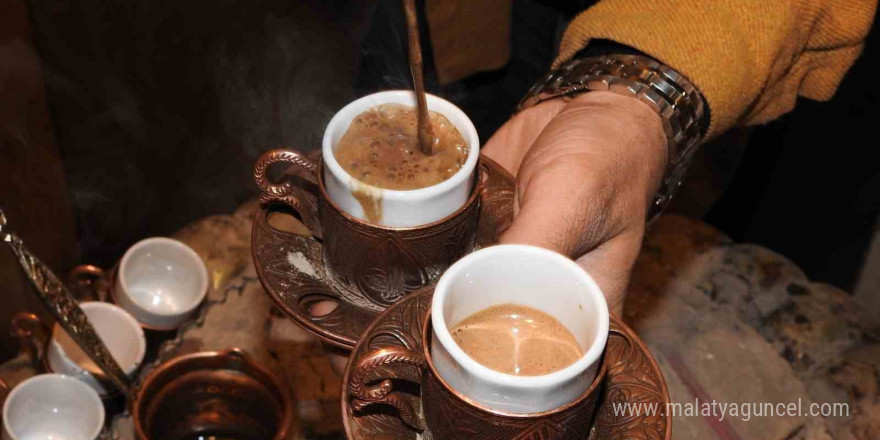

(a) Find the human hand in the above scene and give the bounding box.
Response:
[316,91,665,373]
[482,91,667,315]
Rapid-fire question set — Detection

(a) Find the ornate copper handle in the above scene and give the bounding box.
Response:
[609,318,626,338]
[10,312,49,371]
[68,265,109,302]
[349,346,427,431]
[254,149,322,239]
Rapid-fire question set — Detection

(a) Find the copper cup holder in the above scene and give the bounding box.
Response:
[252,153,516,349]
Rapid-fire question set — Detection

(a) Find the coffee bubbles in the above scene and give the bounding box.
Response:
[335,104,468,191]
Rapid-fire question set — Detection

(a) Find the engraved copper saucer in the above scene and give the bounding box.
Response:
[342,288,672,440]
[252,155,515,349]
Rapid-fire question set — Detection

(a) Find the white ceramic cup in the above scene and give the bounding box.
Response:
[430,244,610,414]
[2,374,105,440]
[46,302,146,396]
[321,90,480,227]
[116,237,209,330]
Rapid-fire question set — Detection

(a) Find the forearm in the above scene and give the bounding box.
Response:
[557,0,878,139]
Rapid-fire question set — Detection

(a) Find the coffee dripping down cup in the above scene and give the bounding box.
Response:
[254,90,483,308]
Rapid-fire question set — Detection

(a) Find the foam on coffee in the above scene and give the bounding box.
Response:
[334,104,469,191]
[450,303,583,376]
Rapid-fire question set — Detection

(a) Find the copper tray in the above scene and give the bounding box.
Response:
[342,288,672,440]
[252,155,515,349]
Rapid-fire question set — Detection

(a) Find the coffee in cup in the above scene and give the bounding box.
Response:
[320,90,480,228]
[334,104,469,192]
[450,303,583,376]
[254,91,482,307]
[347,245,610,438]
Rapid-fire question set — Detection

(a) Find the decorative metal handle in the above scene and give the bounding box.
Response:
[68,265,109,302]
[1,209,133,398]
[10,312,49,371]
[349,346,427,431]
[254,149,323,239]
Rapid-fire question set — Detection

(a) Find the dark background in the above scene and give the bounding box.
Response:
[706,23,880,290]
[5,0,879,300]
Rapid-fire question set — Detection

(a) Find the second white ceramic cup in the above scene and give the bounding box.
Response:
[2,374,105,440]
[430,244,609,414]
[321,90,480,227]
[46,301,146,396]
[116,237,209,330]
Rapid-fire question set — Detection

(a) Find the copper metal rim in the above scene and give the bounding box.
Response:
[132,348,294,440]
[419,307,609,419]
[315,159,485,232]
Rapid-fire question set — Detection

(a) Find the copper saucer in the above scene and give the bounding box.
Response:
[342,288,672,440]
[252,155,515,349]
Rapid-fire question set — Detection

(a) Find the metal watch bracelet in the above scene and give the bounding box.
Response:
[518,54,708,219]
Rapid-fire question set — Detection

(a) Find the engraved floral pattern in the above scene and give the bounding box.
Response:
[253,156,515,349]
[342,290,671,440]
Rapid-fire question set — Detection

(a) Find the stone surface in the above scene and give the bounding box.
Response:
[628,216,880,440]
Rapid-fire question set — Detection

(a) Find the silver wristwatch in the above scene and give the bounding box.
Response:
[518,54,708,219]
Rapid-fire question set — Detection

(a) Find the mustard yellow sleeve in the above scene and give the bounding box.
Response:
[556,0,877,139]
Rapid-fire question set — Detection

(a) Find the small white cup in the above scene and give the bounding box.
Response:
[46,302,146,396]
[430,244,609,414]
[116,237,209,330]
[322,90,480,227]
[3,374,105,440]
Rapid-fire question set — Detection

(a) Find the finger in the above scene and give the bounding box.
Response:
[499,158,643,316]
[574,226,644,316]
[499,154,643,314]
[501,192,642,316]
[482,99,568,175]
[499,147,623,257]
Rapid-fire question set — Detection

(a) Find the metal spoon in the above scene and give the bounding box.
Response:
[1,208,133,398]
[403,0,438,156]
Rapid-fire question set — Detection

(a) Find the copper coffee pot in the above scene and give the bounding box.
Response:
[132,349,294,440]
